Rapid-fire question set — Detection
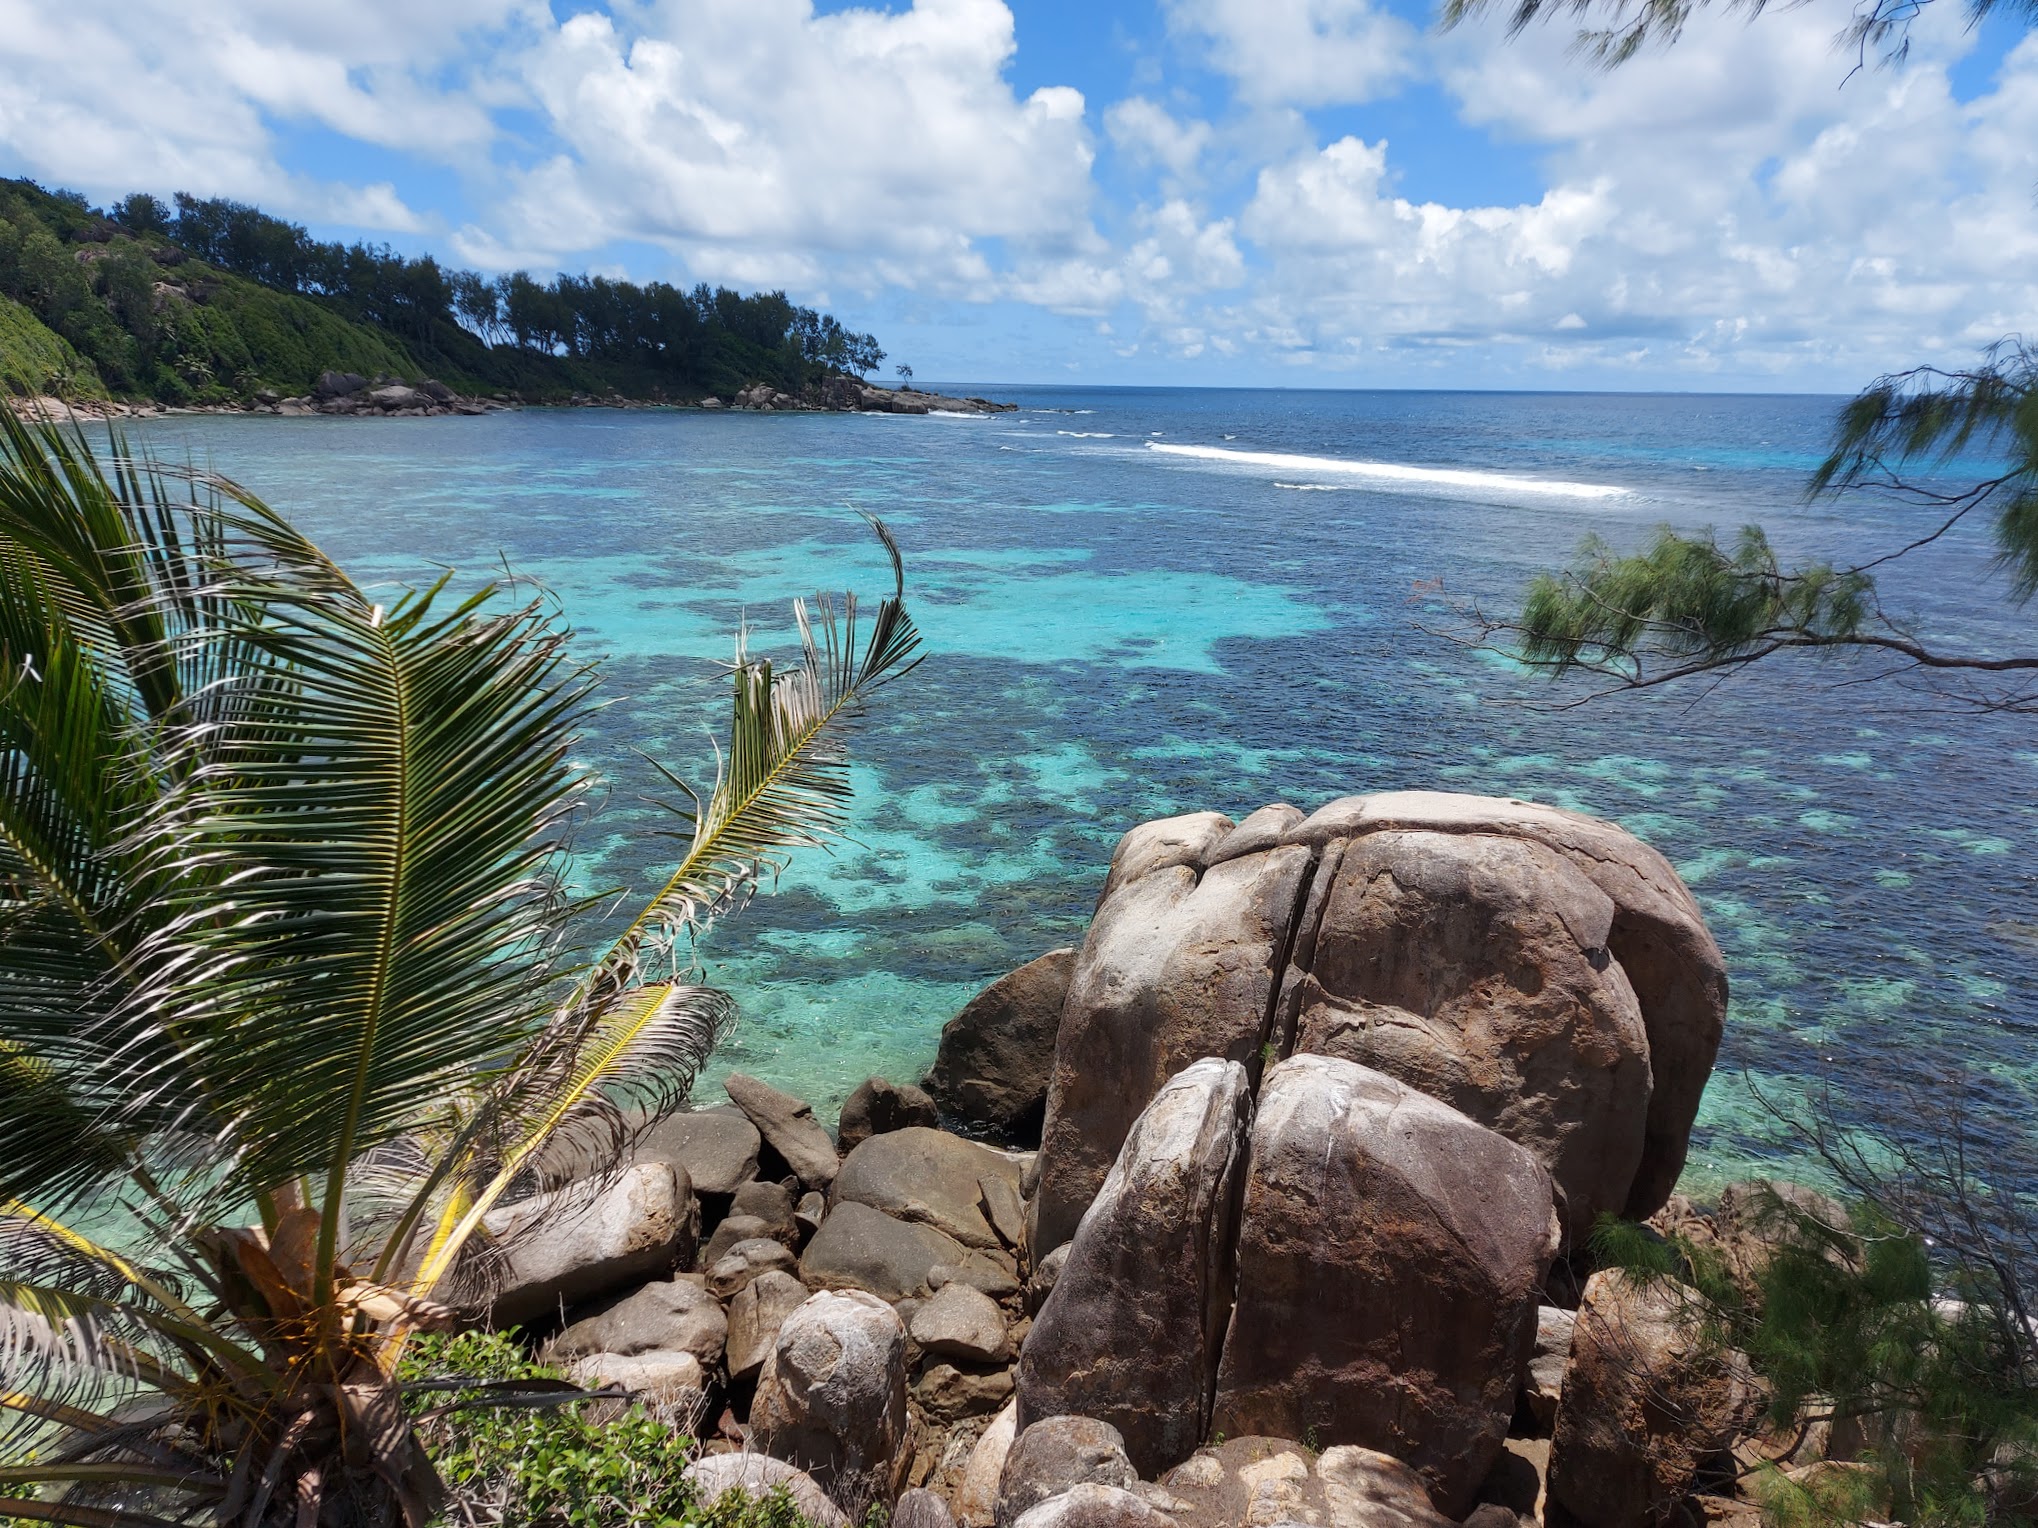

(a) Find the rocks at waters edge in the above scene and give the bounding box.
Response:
[1156,1437,1450,1528]
[801,1200,974,1303]
[912,1281,1011,1363]
[923,949,1077,1143]
[1030,831,1313,1256]
[1210,1056,1559,1519]
[728,1270,812,1383]
[1288,829,1651,1245]
[957,1404,1020,1527]
[1017,1059,1253,1476]
[751,1289,913,1511]
[683,1454,849,1528]
[545,1276,727,1370]
[833,1127,1026,1250]
[726,1072,842,1191]
[634,1105,761,1201]
[995,1417,1139,1528]
[1010,1484,1178,1528]
[840,1077,942,1152]
[484,1162,694,1327]
[1548,1271,1750,1528]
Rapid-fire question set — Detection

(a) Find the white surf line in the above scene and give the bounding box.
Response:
[1146,440,1631,500]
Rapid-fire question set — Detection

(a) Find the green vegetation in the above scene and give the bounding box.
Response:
[0,180,886,406]
[0,413,920,1526]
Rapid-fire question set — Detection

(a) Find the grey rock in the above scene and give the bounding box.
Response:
[932,1261,1023,1301]
[732,1178,801,1240]
[1010,1485,1177,1528]
[1017,1058,1252,1476]
[839,1077,941,1152]
[728,1269,812,1383]
[545,1276,727,1369]
[979,1174,1026,1251]
[896,1487,959,1528]
[833,1128,1024,1250]
[1026,1243,1069,1317]
[635,1105,761,1199]
[916,1362,1016,1423]
[1156,1437,1450,1528]
[752,1290,912,1512]
[703,1214,781,1269]
[683,1453,849,1528]
[956,1403,1019,1527]
[798,1190,829,1240]
[368,384,423,410]
[1030,828,1313,1256]
[727,1073,842,1191]
[1523,1306,1575,1430]
[485,1162,693,1327]
[923,949,1076,1144]
[910,1282,1010,1363]
[996,1417,1138,1528]
[314,370,366,399]
[1211,1057,1559,1518]
[565,1348,705,1408]
[801,1201,973,1304]
[707,1237,799,1301]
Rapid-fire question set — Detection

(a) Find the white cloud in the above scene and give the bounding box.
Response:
[1105,97,1213,179]
[1164,0,1419,107]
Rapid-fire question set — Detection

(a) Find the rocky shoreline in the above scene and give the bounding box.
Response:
[5,371,1016,424]
[449,790,1864,1528]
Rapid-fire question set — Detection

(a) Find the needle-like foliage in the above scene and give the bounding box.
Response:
[0,413,921,1527]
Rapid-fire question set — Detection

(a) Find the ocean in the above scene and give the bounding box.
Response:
[124,386,2038,1193]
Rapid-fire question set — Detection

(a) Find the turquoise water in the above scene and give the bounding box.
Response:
[126,388,2038,1193]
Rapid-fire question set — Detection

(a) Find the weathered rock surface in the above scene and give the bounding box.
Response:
[545,1276,727,1369]
[728,1269,812,1383]
[917,1362,1017,1422]
[1548,1271,1749,1528]
[1286,829,1652,1244]
[996,1417,1139,1528]
[833,1128,1026,1250]
[752,1290,913,1512]
[1026,1243,1069,1317]
[485,1162,694,1327]
[683,1453,850,1528]
[707,1238,799,1301]
[802,1201,975,1303]
[727,1073,842,1191]
[896,1486,960,1528]
[924,949,1077,1143]
[1010,1484,1178,1528]
[1210,1056,1559,1518]
[1523,1306,1576,1430]
[732,1179,802,1243]
[1157,1437,1451,1528]
[1031,827,1314,1255]
[912,1281,1011,1363]
[934,1260,1023,1301]
[703,1213,782,1268]
[1018,1058,1253,1475]
[840,1077,942,1152]
[634,1105,762,1199]
[957,1403,1020,1528]
[564,1348,706,1407]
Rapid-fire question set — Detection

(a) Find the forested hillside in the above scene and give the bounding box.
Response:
[0,179,886,406]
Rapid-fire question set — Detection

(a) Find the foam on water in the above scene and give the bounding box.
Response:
[1147,440,1631,499]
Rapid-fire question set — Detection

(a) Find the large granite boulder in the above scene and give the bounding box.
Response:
[1548,1271,1750,1528]
[833,1128,1025,1251]
[633,1105,761,1200]
[1210,1056,1559,1518]
[1030,820,1314,1256]
[924,949,1077,1143]
[752,1290,913,1512]
[1287,828,1652,1243]
[485,1163,694,1327]
[683,1453,849,1528]
[801,1201,974,1303]
[1010,1485,1178,1528]
[840,1077,942,1152]
[728,1269,812,1383]
[544,1276,727,1370]
[1157,1437,1450,1528]
[996,1417,1139,1528]
[912,1281,1011,1363]
[957,1403,1020,1527]
[1279,792,1726,1215]
[726,1073,841,1191]
[1017,1058,1253,1475]
[564,1348,706,1408]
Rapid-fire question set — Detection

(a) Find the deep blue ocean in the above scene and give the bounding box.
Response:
[126,386,2038,1193]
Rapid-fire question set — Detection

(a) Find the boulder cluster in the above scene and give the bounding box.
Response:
[715,379,1018,415]
[267,370,509,417]
[483,791,1819,1528]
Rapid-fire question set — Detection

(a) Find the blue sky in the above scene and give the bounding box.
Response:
[1,0,2033,391]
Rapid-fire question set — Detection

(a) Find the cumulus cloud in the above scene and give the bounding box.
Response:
[1163,0,1419,107]
[1105,97,1213,179]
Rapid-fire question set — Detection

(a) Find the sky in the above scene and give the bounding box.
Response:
[0,0,2033,391]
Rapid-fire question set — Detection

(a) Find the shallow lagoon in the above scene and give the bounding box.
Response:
[128,386,2038,1191]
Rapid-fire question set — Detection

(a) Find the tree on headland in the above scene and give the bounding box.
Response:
[0,412,921,1525]
[896,363,914,389]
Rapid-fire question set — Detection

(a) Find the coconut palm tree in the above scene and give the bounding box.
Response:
[0,411,921,1527]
